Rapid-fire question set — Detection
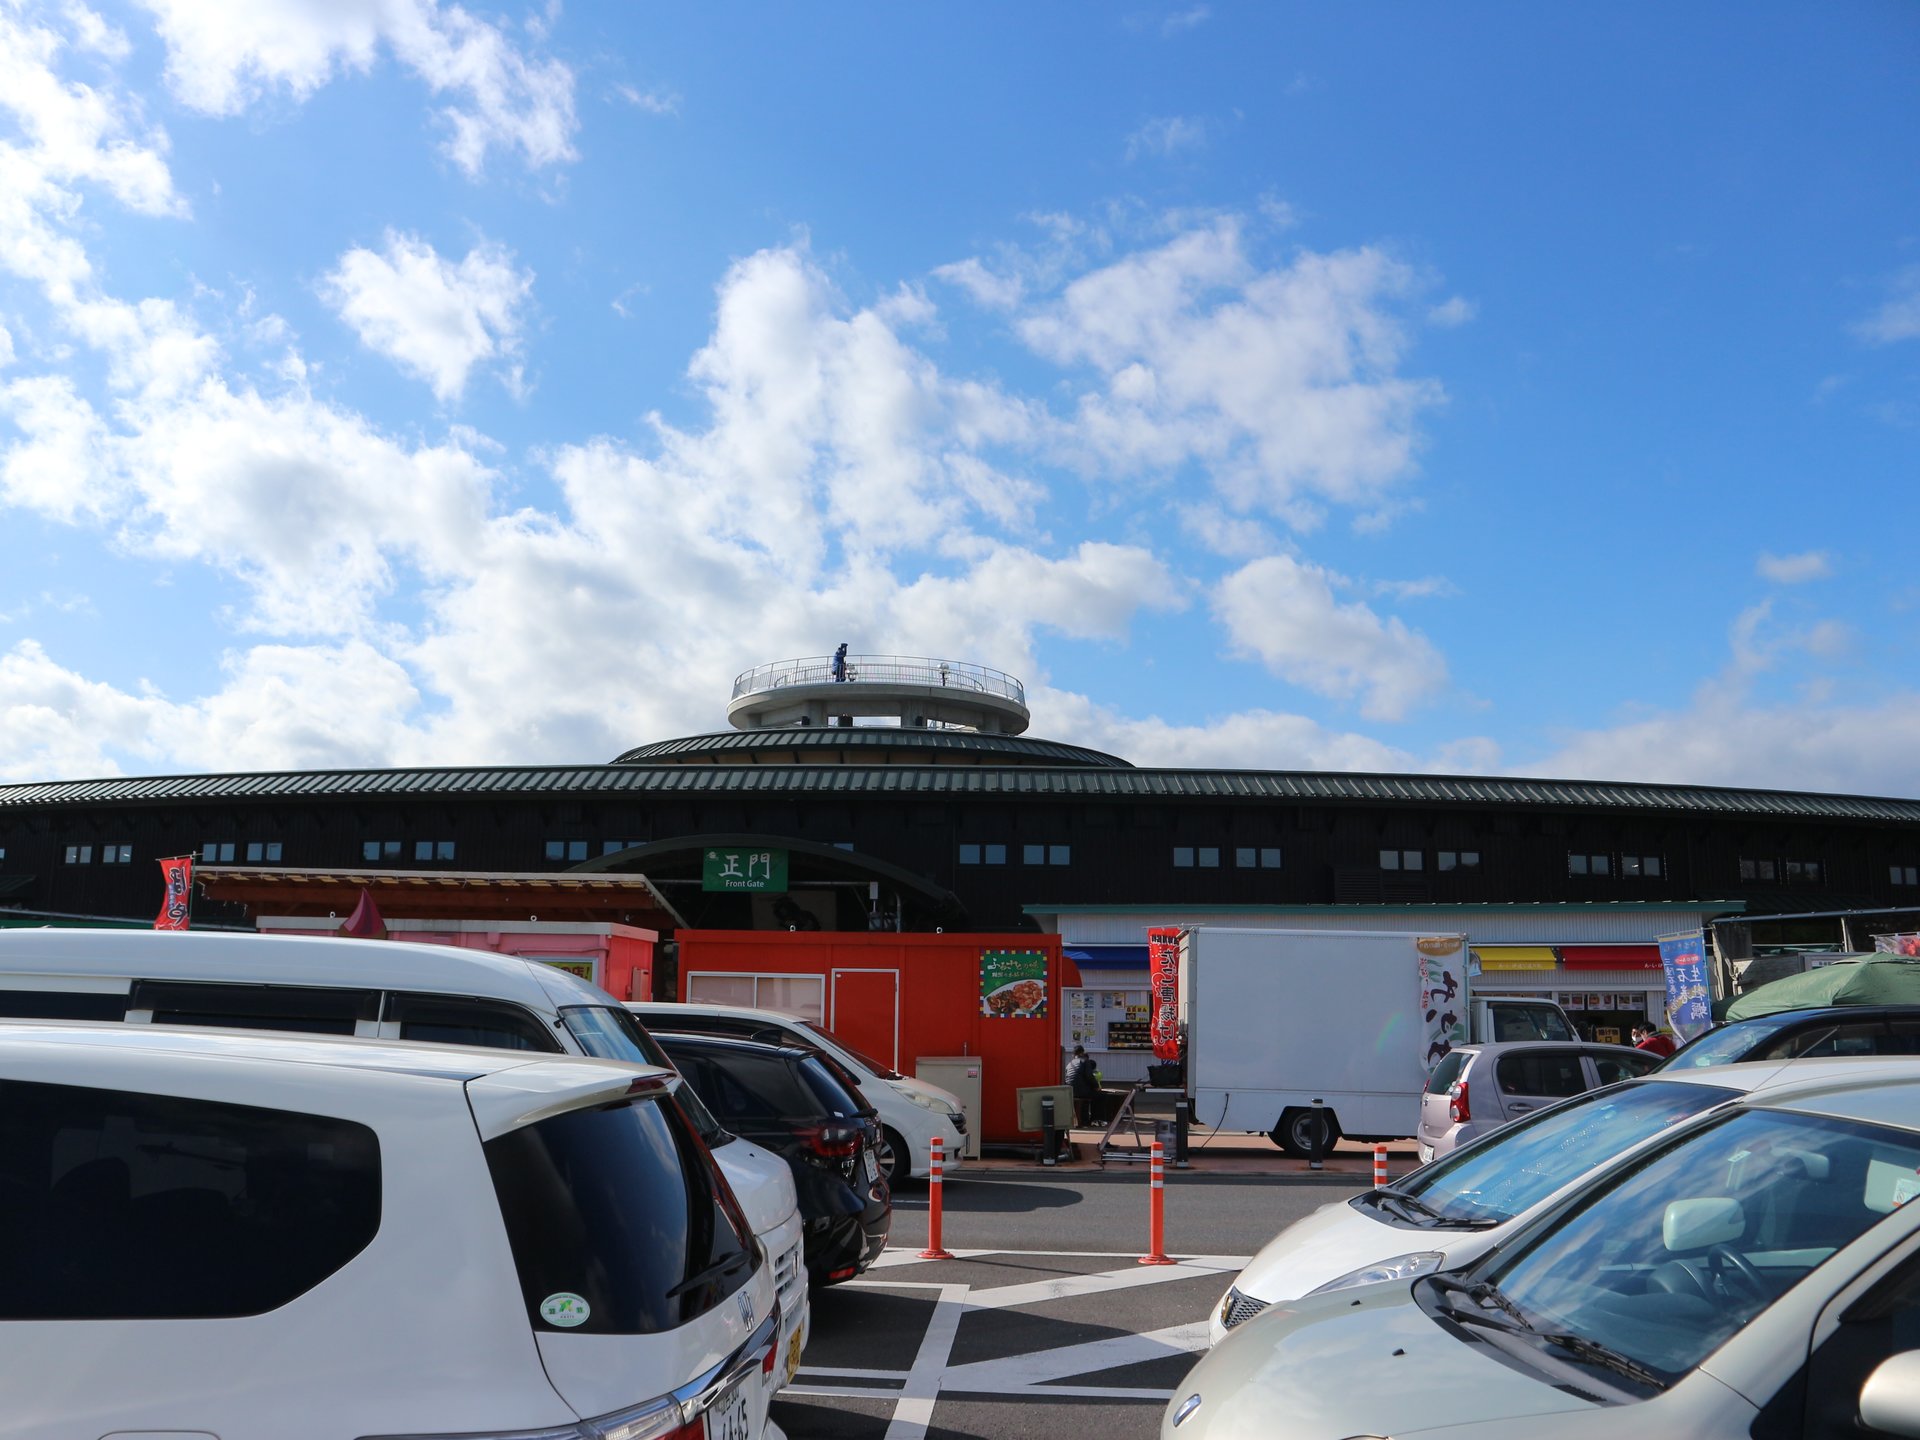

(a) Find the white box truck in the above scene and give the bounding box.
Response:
[1176,927,1575,1155]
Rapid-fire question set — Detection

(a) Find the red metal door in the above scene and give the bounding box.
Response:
[829,968,900,1071]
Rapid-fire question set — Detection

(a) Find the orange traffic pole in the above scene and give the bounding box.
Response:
[1374,1143,1389,1187]
[1139,1139,1175,1265]
[918,1135,954,1260]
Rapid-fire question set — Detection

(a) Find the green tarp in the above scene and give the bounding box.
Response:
[1725,955,1920,1021]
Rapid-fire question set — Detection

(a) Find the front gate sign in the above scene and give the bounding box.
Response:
[701,848,788,892]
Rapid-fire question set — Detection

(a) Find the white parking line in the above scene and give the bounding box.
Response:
[965,1255,1244,1310]
[882,1283,968,1440]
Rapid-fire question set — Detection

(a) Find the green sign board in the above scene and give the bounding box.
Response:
[979,948,1048,1019]
[701,847,789,893]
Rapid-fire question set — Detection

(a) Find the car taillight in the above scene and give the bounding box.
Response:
[1448,1079,1470,1125]
[798,1122,861,1159]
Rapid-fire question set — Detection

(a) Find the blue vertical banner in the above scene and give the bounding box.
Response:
[1659,930,1713,1042]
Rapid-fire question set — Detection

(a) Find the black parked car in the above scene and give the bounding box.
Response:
[1661,1004,1920,1070]
[655,1032,890,1287]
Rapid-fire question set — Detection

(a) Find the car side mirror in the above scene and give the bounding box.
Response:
[1861,1352,1920,1437]
[1662,1197,1745,1252]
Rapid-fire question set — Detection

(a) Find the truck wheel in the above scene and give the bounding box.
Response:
[1271,1108,1340,1157]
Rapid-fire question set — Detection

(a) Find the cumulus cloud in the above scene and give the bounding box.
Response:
[133,0,578,175]
[321,232,534,401]
[1854,266,1920,345]
[1018,217,1444,527]
[0,637,422,781]
[1756,549,1832,585]
[1035,687,1419,772]
[1213,554,1447,721]
[1428,296,1475,327]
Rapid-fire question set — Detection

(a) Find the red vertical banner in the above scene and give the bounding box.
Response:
[154,855,194,930]
[1148,926,1182,1061]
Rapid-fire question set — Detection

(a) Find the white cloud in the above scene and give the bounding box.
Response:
[933,256,1024,311]
[1428,296,1475,327]
[133,0,579,175]
[615,83,679,115]
[1757,549,1832,585]
[1126,115,1206,163]
[1160,6,1210,36]
[1854,265,1920,345]
[1018,217,1444,527]
[0,637,423,781]
[321,232,534,401]
[1213,554,1447,721]
[1533,696,1920,798]
[1035,687,1416,772]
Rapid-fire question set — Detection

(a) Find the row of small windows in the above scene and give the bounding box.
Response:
[1740,857,1825,884]
[65,844,133,865]
[202,842,283,864]
[958,844,1071,866]
[1381,850,1481,872]
[1176,847,1284,869]
[545,839,640,862]
[1895,866,1919,887]
[1568,853,1663,878]
[364,840,455,862]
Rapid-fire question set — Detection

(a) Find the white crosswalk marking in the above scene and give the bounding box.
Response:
[964,1255,1244,1310]
[781,1248,1248,1427]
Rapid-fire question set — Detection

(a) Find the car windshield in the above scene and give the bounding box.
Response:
[561,1006,733,1146]
[1487,1004,1577,1043]
[1400,1079,1739,1225]
[798,1022,901,1080]
[1662,1013,1807,1069]
[1468,1105,1920,1387]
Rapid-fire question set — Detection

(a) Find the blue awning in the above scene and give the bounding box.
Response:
[1064,944,1150,969]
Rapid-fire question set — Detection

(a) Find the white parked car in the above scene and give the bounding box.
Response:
[1174,1059,1920,1440]
[0,1021,782,1440]
[629,1000,967,1183]
[0,926,812,1382]
[1211,1057,1835,1346]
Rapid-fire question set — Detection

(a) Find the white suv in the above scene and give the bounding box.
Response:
[629,1000,966,1183]
[0,1022,782,1440]
[0,926,810,1383]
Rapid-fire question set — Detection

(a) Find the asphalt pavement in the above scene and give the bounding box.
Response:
[773,1168,1370,1440]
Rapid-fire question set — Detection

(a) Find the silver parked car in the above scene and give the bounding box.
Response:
[1418,1041,1660,1162]
[1168,1060,1920,1440]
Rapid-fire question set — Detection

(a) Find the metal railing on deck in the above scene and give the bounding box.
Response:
[730,656,1026,706]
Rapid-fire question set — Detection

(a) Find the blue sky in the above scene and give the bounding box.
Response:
[2,2,1918,794]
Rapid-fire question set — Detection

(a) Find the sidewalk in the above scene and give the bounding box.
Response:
[959,1129,1420,1180]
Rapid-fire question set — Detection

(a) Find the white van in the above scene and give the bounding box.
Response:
[628,1000,967,1184]
[0,927,811,1382]
[0,1022,782,1440]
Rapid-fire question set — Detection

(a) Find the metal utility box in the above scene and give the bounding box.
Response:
[916,1056,984,1158]
[1015,1084,1075,1133]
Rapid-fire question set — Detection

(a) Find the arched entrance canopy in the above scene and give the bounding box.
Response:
[574,834,969,932]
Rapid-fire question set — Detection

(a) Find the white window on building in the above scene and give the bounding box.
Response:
[685,972,827,1025]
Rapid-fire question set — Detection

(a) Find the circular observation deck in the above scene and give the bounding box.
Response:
[728,655,1031,735]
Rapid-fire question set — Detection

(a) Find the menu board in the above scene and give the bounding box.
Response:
[1062,989,1152,1049]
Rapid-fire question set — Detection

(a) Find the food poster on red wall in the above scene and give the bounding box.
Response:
[980,949,1048,1018]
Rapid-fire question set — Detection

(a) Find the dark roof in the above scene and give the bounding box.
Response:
[3,761,1920,824]
[612,728,1131,769]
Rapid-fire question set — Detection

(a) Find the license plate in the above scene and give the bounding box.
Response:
[784,1328,804,1384]
[1418,1143,1433,1164]
[706,1379,750,1440]
[863,1147,879,1183]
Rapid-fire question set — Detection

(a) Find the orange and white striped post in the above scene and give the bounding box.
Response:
[918,1135,955,1260]
[1139,1139,1175,1265]
[1373,1143,1389,1188]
